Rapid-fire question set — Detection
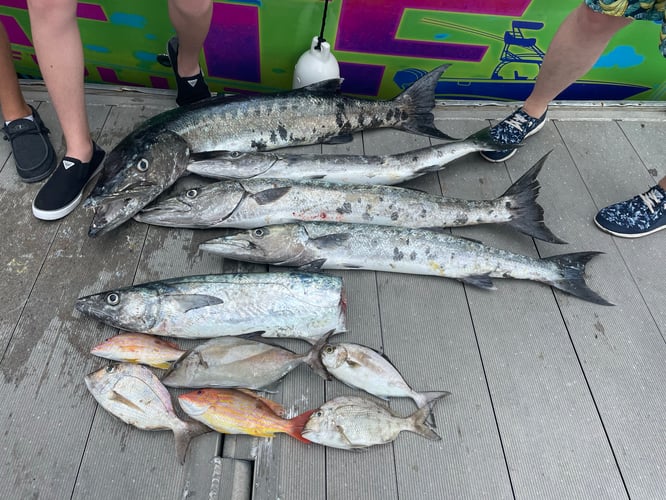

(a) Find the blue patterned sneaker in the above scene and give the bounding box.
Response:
[480,108,547,162]
[594,185,666,238]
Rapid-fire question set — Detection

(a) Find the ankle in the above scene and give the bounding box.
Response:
[521,103,547,120]
[65,140,94,164]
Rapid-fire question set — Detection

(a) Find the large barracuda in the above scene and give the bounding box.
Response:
[186,127,506,185]
[75,272,347,341]
[198,222,612,306]
[135,154,563,243]
[85,65,454,237]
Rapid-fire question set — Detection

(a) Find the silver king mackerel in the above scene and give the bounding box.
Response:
[186,126,506,185]
[85,64,455,237]
[135,153,563,243]
[75,272,346,342]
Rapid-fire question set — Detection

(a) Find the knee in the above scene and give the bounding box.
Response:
[169,0,212,18]
[27,0,78,22]
[577,3,632,34]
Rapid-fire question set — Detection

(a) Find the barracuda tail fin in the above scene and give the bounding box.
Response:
[500,151,567,244]
[393,64,457,141]
[545,251,613,306]
[467,126,517,152]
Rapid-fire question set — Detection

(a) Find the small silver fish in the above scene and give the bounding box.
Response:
[84,363,210,464]
[317,341,449,408]
[186,127,506,185]
[161,336,328,389]
[302,395,441,449]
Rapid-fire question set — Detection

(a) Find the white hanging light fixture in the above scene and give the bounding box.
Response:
[293,0,341,89]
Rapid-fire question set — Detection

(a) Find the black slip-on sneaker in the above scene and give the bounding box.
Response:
[167,36,211,106]
[32,141,106,221]
[3,104,56,183]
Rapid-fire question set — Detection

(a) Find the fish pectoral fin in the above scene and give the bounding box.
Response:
[109,389,148,413]
[323,134,354,145]
[169,294,224,312]
[335,425,358,449]
[196,351,209,369]
[297,259,327,272]
[460,274,495,290]
[311,232,352,248]
[251,186,292,205]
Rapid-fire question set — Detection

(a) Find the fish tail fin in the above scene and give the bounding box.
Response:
[286,409,317,444]
[393,64,457,140]
[409,406,441,441]
[466,126,514,152]
[413,390,452,409]
[544,252,614,306]
[499,151,566,244]
[304,330,336,380]
[173,420,211,464]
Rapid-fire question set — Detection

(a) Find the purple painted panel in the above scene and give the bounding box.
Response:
[338,61,384,95]
[76,3,108,22]
[0,14,31,46]
[205,3,260,83]
[336,0,532,62]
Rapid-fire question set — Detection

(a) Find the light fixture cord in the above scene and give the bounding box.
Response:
[315,0,330,50]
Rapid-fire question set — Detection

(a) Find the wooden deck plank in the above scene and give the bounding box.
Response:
[4,84,666,500]
[550,119,666,499]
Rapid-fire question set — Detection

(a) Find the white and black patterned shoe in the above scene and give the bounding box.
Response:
[480,108,547,163]
[32,142,106,221]
[594,185,666,238]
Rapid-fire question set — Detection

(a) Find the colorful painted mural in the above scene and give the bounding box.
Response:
[1,0,665,101]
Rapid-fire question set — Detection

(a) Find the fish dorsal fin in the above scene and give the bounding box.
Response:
[167,294,224,313]
[301,78,343,94]
[251,186,292,205]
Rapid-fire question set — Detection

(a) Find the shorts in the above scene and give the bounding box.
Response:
[584,0,665,57]
[585,0,664,21]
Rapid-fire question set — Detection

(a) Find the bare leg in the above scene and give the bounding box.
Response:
[27,0,93,162]
[522,3,632,119]
[167,0,212,77]
[0,23,31,121]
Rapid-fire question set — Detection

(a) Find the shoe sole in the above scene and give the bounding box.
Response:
[31,163,104,221]
[479,117,548,163]
[593,216,666,239]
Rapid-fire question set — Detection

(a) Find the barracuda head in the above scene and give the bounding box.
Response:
[198,225,310,264]
[85,127,191,237]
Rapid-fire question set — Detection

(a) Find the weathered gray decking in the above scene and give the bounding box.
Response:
[1,83,665,500]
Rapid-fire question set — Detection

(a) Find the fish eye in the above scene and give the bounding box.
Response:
[230,151,242,158]
[253,228,265,238]
[185,189,198,199]
[323,346,334,354]
[105,365,115,373]
[106,293,120,306]
[315,411,323,417]
[136,158,149,172]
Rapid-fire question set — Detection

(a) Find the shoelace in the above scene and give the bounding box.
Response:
[504,112,531,132]
[639,188,664,214]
